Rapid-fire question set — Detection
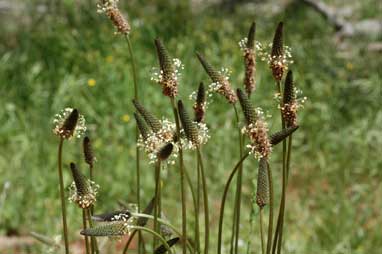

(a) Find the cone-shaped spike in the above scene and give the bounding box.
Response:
[237,89,256,125]
[132,100,161,133]
[80,222,128,236]
[134,112,150,140]
[270,126,299,146]
[154,237,180,254]
[178,100,199,145]
[256,158,269,208]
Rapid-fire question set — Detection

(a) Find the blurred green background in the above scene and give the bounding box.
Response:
[0,0,381,253]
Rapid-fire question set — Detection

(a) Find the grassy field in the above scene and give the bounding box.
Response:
[0,0,381,253]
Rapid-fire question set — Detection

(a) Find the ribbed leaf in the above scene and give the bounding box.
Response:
[80,222,127,236]
[270,126,299,146]
[271,22,284,58]
[157,143,174,161]
[132,100,161,133]
[70,163,89,196]
[134,112,150,140]
[256,158,269,208]
[154,237,180,254]
[246,22,256,49]
[178,100,198,144]
[283,70,295,105]
[237,88,256,125]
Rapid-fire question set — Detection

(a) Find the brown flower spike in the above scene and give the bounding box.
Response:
[193,82,206,123]
[256,157,269,208]
[243,22,256,96]
[98,0,130,35]
[196,52,238,104]
[154,39,179,98]
[281,70,298,127]
[270,22,285,81]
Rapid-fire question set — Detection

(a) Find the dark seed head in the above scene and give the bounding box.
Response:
[269,125,299,146]
[256,158,269,208]
[271,22,284,58]
[157,143,174,161]
[196,52,221,83]
[61,109,79,139]
[246,22,256,49]
[134,112,150,140]
[92,210,132,222]
[178,100,199,145]
[83,136,94,167]
[70,162,89,196]
[283,70,295,105]
[154,237,180,254]
[194,82,206,123]
[237,89,256,125]
[132,100,162,133]
[154,38,174,77]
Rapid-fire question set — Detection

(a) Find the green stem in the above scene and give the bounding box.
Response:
[197,147,209,254]
[170,98,187,254]
[266,161,274,254]
[233,105,244,254]
[277,136,293,254]
[122,229,138,254]
[87,208,99,254]
[153,160,161,249]
[82,209,90,254]
[125,34,141,254]
[259,208,265,254]
[195,153,201,253]
[57,138,69,254]
[129,226,173,254]
[217,152,250,254]
[132,213,194,253]
[272,81,287,254]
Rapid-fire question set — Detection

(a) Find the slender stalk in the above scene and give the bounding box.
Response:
[170,98,187,254]
[195,154,201,253]
[82,210,90,254]
[233,105,244,254]
[131,212,194,253]
[86,208,99,254]
[125,34,141,254]
[88,164,98,254]
[122,229,138,254]
[57,138,69,254]
[277,136,293,254]
[217,152,250,254]
[197,147,209,254]
[153,160,161,248]
[272,81,287,254]
[259,208,265,254]
[129,226,173,254]
[266,161,274,254]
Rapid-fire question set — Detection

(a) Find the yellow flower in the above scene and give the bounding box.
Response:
[346,62,353,71]
[106,55,113,63]
[121,114,130,123]
[87,79,96,87]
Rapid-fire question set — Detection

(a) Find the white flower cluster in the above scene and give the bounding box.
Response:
[257,42,294,69]
[68,180,99,209]
[96,0,118,14]
[150,58,184,84]
[181,122,210,150]
[208,67,232,93]
[53,108,86,139]
[138,119,178,165]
